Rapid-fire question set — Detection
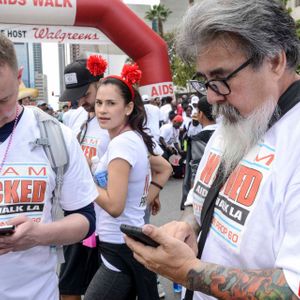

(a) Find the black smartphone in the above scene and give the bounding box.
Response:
[0,225,15,236]
[120,224,159,247]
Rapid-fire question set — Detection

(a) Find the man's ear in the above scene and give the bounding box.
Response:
[197,111,203,122]
[270,50,286,78]
[17,67,24,83]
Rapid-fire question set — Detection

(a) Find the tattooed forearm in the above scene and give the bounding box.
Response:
[186,264,297,299]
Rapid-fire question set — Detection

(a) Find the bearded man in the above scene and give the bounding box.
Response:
[125,0,300,299]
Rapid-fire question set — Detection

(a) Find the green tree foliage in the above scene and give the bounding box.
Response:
[164,32,195,88]
[158,0,300,88]
[145,5,194,88]
[145,4,172,37]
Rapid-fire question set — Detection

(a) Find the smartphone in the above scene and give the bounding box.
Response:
[120,224,159,248]
[0,225,15,236]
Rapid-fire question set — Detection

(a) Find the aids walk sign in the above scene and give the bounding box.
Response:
[0,0,174,96]
[0,0,76,25]
[0,0,111,44]
[139,82,174,99]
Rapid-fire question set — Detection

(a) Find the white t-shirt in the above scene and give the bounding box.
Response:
[160,103,172,123]
[160,123,179,146]
[191,103,300,299]
[62,108,74,126]
[0,108,98,300]
[181,116,192,131]
[187,123,202,137]
[78,117,110,160]
[144,103,160,142]
[63,106,88,136]
[95,131,150,244]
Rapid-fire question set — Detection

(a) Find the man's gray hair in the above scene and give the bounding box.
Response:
[176,0,300,69]
[0,34,18,74]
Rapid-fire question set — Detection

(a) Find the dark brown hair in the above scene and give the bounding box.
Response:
[99,77,155,155]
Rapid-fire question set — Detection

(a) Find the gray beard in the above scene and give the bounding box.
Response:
[212,98,278,180]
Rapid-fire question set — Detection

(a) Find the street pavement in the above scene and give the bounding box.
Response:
[151,177,184,300]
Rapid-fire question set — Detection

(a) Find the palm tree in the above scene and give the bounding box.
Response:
[145,4,172,37]
[145,9,159,33]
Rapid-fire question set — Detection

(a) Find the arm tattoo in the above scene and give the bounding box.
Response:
[186,264,297,299]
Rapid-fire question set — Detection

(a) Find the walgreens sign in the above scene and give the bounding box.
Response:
[0,24,111,44]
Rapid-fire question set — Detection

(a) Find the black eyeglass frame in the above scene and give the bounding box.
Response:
[190,57,253,96]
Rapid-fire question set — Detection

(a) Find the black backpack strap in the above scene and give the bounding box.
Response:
[268,80,300,128]
[184,164,225,300]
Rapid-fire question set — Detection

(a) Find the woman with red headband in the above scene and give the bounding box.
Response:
[84,58,168,300]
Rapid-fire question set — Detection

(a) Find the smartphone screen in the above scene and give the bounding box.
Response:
[0,225,16,236]
[120,224,159,247]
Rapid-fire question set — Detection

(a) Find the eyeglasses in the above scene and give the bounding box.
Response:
[190,57,253,96]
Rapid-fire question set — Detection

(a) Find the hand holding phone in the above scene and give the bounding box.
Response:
[0,225,16,236]
[120,224,159,247]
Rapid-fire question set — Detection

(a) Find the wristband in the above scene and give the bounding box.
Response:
[150,181,163,190]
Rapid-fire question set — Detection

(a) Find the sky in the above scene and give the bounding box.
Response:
[42,43,61,110]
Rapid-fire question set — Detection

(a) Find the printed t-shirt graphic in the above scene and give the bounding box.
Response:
[0,163,49,225]
[193,134,275,251]
[139,172,151,208]
[81,135,99,159]
[79,117,110,159]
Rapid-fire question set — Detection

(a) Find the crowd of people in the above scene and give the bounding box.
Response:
[0,0,300,299]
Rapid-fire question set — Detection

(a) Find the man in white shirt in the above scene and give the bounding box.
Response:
[62,105,88,133]
[159,116,186,179]
[0,34,97,300]
[142,94,161,142]
[159,96,173,124]
[125,1,300,299]
[159,115,183,159]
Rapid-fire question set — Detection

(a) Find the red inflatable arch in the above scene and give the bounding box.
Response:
[76,0,173,97]
[0,0,174,98]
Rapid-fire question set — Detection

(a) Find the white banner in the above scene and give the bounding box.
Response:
[0,24,112,44]
[0,0,76,25]
[139,82,174,98]
[123,0,160,5]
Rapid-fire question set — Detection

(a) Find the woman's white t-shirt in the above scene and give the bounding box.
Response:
[95,130,150,244]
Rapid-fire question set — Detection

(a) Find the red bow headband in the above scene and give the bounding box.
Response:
[86,55,142,101]
[86,54,108,77]
[106,63,142,101]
